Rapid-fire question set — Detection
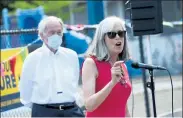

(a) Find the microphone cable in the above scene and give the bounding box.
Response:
[165,69,174,117]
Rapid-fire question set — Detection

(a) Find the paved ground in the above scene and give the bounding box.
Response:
[1,75,182,117]
[127,87,182,117]
[127,75,182,117]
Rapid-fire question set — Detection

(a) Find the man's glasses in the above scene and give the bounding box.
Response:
[106,30,126,39]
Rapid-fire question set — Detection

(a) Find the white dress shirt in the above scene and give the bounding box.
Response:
[19,44,80,107]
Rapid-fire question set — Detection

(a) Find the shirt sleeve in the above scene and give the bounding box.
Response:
[19,54,34,108]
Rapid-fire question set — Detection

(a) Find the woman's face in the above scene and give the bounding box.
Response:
[104,23,125,56]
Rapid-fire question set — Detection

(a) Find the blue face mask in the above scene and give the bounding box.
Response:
[47,34,62,50]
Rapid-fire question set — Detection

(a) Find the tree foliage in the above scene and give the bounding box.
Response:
[1,0,85,24]
[9,1,73,21]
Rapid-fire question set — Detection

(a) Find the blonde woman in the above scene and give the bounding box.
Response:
[82,16,131,117]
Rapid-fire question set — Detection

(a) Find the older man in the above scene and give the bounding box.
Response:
[19,16,84,117]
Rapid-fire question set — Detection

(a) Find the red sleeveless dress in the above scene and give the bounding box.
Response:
[85,57,132,117]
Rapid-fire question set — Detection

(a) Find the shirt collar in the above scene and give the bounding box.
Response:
[42,43,60,55]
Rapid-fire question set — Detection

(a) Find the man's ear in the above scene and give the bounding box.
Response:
[40,32,46,42]
[40,32,48,44]
[40,32,44,39]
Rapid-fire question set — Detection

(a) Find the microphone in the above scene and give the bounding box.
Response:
[131,62,166,70]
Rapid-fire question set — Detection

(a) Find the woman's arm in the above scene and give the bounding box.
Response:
[82,58,115,112]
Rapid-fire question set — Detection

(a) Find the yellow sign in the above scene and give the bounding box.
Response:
[1,47,28,96]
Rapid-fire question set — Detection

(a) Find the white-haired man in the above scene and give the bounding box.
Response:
[19,16,84,117]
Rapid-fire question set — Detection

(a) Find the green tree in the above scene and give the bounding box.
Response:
[1,1,85,27]
[8,1,73,21]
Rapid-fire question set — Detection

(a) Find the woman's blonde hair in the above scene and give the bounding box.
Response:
[86,16,130,61]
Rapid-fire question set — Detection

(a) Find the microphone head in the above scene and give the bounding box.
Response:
[131,62,139,68]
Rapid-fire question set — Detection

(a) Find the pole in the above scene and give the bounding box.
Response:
[147,69,157,117]
[139,36,151,117]
[146,35,152,65]
[2,8,11,48]
[86,0,104,38]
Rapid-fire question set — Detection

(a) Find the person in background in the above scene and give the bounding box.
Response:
[19,16,84,117]
[82,16,132,117]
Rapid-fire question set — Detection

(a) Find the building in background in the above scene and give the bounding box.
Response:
[66,0,182,29]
